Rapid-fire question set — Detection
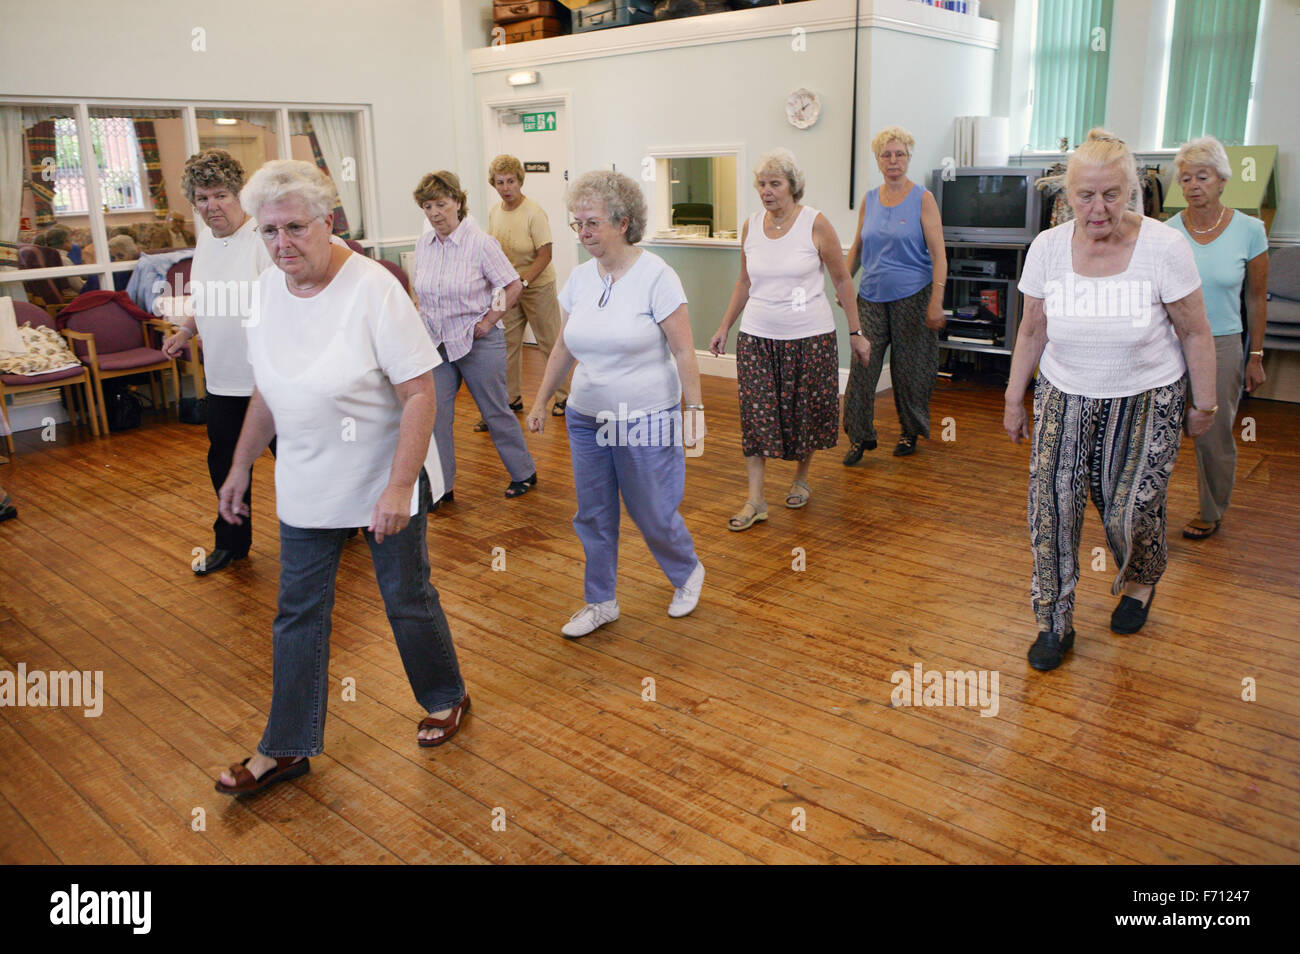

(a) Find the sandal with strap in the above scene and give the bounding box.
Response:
[786,480,811,509]
[214,755,310,797]
[473,418,489,432]
[1182,518,1221,540]
[728,500,768,531]
[551,399,567,416]
[417,693,471,748]
[505,473,537,498]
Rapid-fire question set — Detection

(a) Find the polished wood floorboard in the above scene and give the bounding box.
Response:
[1,351,1297,864]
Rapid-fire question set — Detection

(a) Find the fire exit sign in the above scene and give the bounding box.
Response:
[521,111,557,133]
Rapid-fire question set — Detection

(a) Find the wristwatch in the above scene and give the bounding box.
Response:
[849,330,866,338]
[522,279,530,288]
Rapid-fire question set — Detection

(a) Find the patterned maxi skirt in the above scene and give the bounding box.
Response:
[736,330,840,460]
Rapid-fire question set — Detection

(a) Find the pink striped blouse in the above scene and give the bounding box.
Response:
[413,215,519,362]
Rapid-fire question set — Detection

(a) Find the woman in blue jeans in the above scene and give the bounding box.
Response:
[214,160,467,797]
[527,170,706,638]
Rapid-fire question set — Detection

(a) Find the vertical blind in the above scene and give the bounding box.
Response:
[1027,0,1115,151]
[1162,0,1260,147]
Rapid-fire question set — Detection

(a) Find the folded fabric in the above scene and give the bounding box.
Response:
[57,290,154,329]
[126,250,194,314]
[0,296,23,357]
[0,322,82,376]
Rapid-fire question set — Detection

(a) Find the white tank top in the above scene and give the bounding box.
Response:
[739,205,835,339]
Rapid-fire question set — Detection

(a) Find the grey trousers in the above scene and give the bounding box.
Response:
[433,325,536,491]
[842,286,939,443]
[1194,333,1245,523]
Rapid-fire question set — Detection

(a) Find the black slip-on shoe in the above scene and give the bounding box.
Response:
[1111,588,1155,635]
[1028,629,1075,671]
[893,435,918,456]
[195,548,244,576]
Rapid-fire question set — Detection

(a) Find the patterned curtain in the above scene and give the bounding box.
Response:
[306,128,351,239]
[133,119,169,218]
[26,119,57,226]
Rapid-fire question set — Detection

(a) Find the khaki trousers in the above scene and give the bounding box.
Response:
[1193,334,1245,523]
[504,280,569,405]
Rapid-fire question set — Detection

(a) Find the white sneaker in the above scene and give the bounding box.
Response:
[561,599,619,638]
[668,561,705,618]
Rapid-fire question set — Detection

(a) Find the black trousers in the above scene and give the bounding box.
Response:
[206,392,275,556]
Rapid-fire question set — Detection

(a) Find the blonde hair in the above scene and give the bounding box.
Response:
[753,148,806,202]
[871,126,915,158]
[488,154,526,187]
[1174,135,1231,182]
[1065,128,1140,208]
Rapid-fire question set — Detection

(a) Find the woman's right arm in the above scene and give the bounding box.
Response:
[217,388,276,523]
[1003,296,1048,443]
[526,314,578,433]
[845,196,867,279]
[709,221,751,355]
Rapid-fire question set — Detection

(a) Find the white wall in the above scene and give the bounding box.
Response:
[0,0,456,243]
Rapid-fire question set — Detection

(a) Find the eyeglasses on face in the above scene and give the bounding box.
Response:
[570,218,606,233]
[259,217,321,241]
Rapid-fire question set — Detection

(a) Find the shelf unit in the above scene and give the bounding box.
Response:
[939,241,1029,357]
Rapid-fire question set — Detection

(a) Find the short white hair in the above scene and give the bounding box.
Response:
[1174,136,1231,182]
[241,159,337,221]
[753,148,806,202]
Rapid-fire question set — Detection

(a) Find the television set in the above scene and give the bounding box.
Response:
[931,166,1045,244]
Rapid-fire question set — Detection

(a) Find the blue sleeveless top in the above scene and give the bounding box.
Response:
[858,184,933,303]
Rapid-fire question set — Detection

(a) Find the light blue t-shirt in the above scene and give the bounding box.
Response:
[1166,210,1268,336]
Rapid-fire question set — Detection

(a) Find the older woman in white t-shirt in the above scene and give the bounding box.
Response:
[709,148,869,529]
[526,170,705,638]
[212,161,468,797]
[1005,129,1217,672]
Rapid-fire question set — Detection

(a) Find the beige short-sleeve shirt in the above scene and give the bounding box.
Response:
[488,196,556,287]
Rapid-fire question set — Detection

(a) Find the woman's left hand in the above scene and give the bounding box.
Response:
[369,483,412,543]
[924,299,946,331]
[1245,356,1266,393]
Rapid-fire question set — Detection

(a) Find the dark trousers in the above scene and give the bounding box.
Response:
[206,392,275,556]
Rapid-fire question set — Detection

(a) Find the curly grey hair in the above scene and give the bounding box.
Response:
[753,148,806,202]
[181,149,246,205]
[567,170,646,245]
[240,159,337,222]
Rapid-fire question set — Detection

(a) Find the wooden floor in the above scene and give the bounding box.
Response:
[1,353,1298,864]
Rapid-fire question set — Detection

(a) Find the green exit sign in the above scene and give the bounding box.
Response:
[521,111,557,133]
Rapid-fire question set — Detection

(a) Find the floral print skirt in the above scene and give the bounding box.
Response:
[736,330,840,460]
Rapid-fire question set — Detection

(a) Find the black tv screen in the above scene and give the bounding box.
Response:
[940,175,1029,229]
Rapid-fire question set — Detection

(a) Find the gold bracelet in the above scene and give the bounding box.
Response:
[1249,350,1264,357]
[1192,404,1218,415]
[685,403,705,410]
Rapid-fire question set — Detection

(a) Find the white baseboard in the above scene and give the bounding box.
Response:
[696,349,891,395]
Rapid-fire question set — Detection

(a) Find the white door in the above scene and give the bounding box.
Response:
[487,99,576,296]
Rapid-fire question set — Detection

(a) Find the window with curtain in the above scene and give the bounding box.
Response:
[289,111,366,240]
[1027,0,1115,151]
[1161,0,1260,148]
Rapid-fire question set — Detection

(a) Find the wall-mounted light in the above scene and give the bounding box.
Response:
[214,117,238,125]
[507,70,539,87]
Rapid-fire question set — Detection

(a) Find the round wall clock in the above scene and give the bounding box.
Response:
[786,88,821,129]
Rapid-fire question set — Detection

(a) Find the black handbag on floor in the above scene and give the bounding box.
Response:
[105,383,145,432]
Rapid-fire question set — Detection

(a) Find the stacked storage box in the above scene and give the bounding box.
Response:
[572,0,656,31]
[495,0,569,43]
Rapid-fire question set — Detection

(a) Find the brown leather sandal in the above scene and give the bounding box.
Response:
[1182,518,1221,540]
[417,693,471,748]
[214,756,309,797]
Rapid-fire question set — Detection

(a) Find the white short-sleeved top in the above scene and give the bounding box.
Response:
[247,253,444,529]
[190,218,274,396]
[558,250,687,420]
[1018,217,1202,398]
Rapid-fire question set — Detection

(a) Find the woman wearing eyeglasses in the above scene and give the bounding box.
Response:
[214,160,468,797]
[526,170,705,638]
[412,170,538,504]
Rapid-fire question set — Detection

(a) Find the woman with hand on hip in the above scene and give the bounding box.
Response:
[412,170,538,505]
[1004,129,1216,672]
[1165,136,1270,541]
[214,160,467,797]
[841,125,948,462]
[526,171,705,638]
[709,148,868,530]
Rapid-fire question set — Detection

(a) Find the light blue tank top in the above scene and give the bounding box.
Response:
[858,184,933,303]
